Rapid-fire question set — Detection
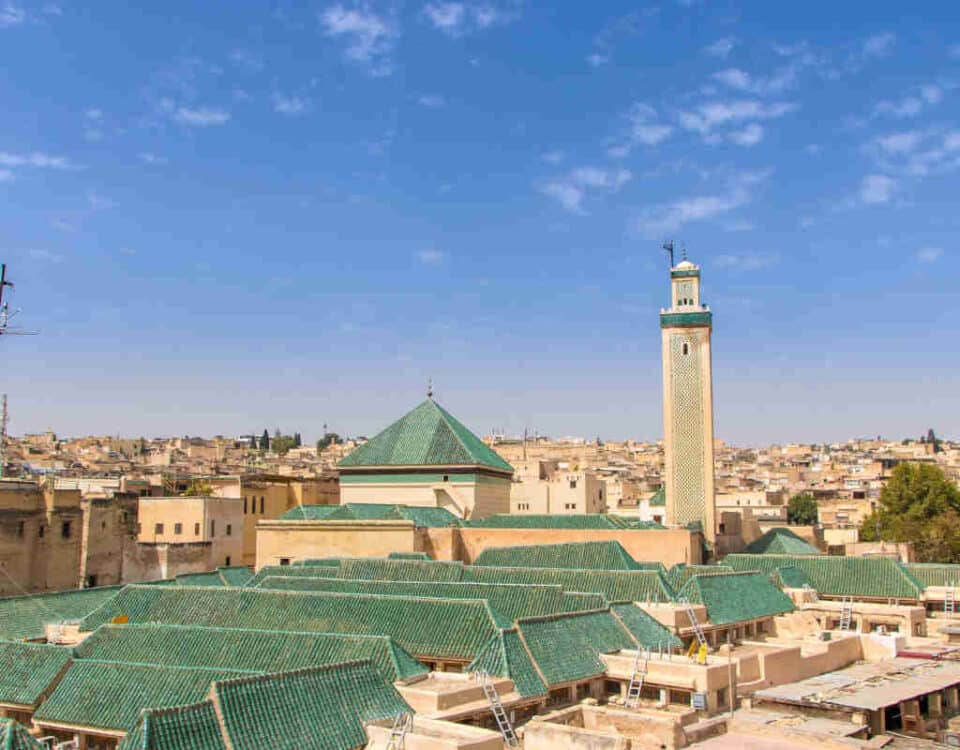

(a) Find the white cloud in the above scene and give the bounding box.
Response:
[417,94,445,108]
[875,83,944,119]
[633,169,768,236]
[917,246,943,263]
[539,166,632,213]
[729,123,764,146]
[875,131,923,155]
[416,248,446,264]
[860,174,896,204]
[86,190,116,211]
[0,169,12,181]
[229,49,264,72]
[27,248,62,263]
[862,32,896,59]
[174,106,230,126]
[0,4,25,27]
[715,252,776,270]
[610,103,673,156]
[0,151,73,169]
[422,2,513,37]
[951,45,960,59]
[84,108,103,120]
[713,68,751,90]
[541,150,564,164]
[273,93,309,115]
[320,5,396,75]
[677,99,795,135]
[703,37,736,58]
[586,53,609,68]
[138,152,167,165]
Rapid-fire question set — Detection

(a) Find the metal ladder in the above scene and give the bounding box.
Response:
[476,669,519,747]
[838,597,853,631]
[946,585,956,618]
[625,649,649,708]
[680,598,708,651]
[384,713,412,750]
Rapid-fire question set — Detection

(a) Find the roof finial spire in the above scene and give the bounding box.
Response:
[681,245,688,262]
[427,378,434,400]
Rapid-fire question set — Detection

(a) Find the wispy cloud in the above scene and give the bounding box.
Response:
[860,174,896,204]
[416,248,446,264]
[541,150,564,164]
[0,4,25,27]
[174,106,230,126]
[703,37,736,59]
[27,248,63,263]
[320,5,397,76]
[539,166,632,213]
[229,49,264,72]
[137,152,167,165]
[917,246,943,263]
[868,129,960,178]
[715,252,777,271]
[587,9,656,67]
[633,169,769,237]
[874,130,923,155]
[875,84,944,118]
[609,103,672,157]
[0,151,74,169]
[86,190,116,211]
[729,123,764,146]
[0,169,13,182]
[422,2,516,37]
[273,93,309,115]
[677,99,795,139]
[417,94,445,108]
[862,32,896,60]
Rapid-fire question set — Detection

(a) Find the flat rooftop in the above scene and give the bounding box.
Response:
[755,657,960,712]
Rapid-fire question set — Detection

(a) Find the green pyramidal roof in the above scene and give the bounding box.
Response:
[338,399,513,473]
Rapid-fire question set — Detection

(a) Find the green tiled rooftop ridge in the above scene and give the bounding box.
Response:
[0,585,123,641]
[472,540,641,571]
[464,566,675,603]
[468,514,619,530]
[248,566,339,587]
[770,565,813,589]
[724,554,923,600]
[388,552,433,560]
[33,660,244,732]
[0,640,71,708]
[467,630,547,698]
[217,567,254,587]
[559,592,609,612]
[78,586,500,661]
[609,604,682,650]
[119,701,227,750]
[279,504,462,527]
[337,558,465,583]
[515,610,636,685]
[666,564,733,591]
[337,399,513,473]
[211,660,411,750]
[175,572,225,587]
[742,528,822,556]
[0,719,46,750]
[75,624,427,682]
[902,563,960,588]
[677,572,795,625]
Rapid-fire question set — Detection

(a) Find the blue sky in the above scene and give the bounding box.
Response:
[1,1,957,445]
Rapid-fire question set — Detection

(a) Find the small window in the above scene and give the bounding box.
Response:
[225,556,231,566]
[16,521,24,538]
[154,523,164,535]
[101,520,107,531]
[569,480,577,489]
[443,475,449,482]
[682,342,690,356]
[210,520,216,536]
[260,497,265,514]
[194,522,200,536]
[86,575,97,588]
[226,524,232,536]
[279,557,291,566]
[243,498,247,514]
[174,523,182,535]
[61,521,72,539]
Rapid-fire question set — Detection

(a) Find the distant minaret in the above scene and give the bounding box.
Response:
[660,255,716,540]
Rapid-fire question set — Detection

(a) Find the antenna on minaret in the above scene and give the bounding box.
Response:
[681,245,688,262]
[0,264,38,337]
[661,241,675,269]
[426,378,434,400]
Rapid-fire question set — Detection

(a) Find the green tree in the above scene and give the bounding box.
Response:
[316,432,340,451]
[787,492,819,525]
[860,462,960,562]
[271,435,298,454]
[259,429,270,451]
[294,432,302,447]
[182,480,214,497]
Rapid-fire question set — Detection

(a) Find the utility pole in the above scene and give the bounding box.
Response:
[0,394,7,479]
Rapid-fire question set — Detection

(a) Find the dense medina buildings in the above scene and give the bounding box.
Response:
[0,258,958,749]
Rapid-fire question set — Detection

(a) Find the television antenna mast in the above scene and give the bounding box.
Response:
[661,241,675,269]
[0,264,39,337]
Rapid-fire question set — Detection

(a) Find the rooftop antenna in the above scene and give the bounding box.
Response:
[661,241,675,269]
[426,378,434,400]
[0,264,38,337]
[0,394,7,479]
[681,245,688,262]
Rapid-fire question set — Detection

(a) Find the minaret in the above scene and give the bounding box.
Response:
[660,257,716,540]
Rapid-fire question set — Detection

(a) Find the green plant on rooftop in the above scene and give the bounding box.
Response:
[182,480,214,497]
[860,462,960,562]
[786,493,818,525]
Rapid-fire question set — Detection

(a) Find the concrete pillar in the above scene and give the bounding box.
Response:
[930,692,943,718]
[568,685,577,704]
[659,688,668,707]
[947,686,958,711]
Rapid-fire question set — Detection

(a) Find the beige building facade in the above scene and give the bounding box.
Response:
[509,460,606,514]
[137,495,244,574]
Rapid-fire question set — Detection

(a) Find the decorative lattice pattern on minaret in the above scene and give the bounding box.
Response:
[669,332,705,525]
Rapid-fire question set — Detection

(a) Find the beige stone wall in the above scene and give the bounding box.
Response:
[341,476,510,520]
[137,496,243,568]
[256,520,416,568]
[510,474,606,515]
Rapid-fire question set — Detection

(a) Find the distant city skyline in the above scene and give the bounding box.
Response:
[1,2,957,443]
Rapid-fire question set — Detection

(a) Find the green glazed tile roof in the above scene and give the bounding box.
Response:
[677,572,795,626]
[211,660,411,750]
[724,554,924,600]
[560,592,610,612]
[647,487,666,507]
[248,566,339,587]
[468,514,620,529]
[770,566,813,589]
[0,719,46,750]
[743,528,822,555]
[467,630,547,698]
[515,611,635,685]
[79,586,500,661]
[217,567,254,587]
[388,552,432,560]
[295,559,343,567]
[902,564,960,589]
[119,702,226,750]
[0,586,123,640]
[34,660,243,733]
[464,566,675,603]
[666,564,734,591]
[0,640,71,707]
[76,624,427,682]
[337,399,513,473]
[279,503,461,528]
[175,572,225,587]
[337,558,465,582]
[609,604,682,650]
[253,578,563,626]
[472,541,641,571]
[608,515,666,530]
